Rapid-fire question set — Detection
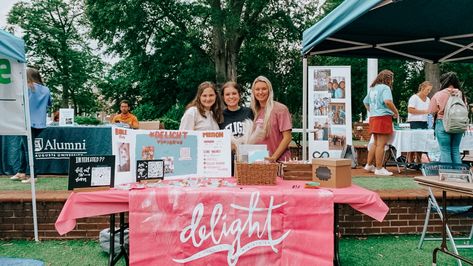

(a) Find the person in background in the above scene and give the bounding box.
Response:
[179,81,223,130]
[406,81,432,168]
[112,100,139,129]
[250,76,292,162]
[335,80,345,99]
[429,72,464,164]
[331,79,339,98]
[363,69,399,176]
[11,68,52,184]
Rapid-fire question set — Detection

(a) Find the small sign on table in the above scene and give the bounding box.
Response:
[68,155,115,191]
[136,159,165,182]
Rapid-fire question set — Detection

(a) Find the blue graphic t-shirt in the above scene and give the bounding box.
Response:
[363,84,393,117]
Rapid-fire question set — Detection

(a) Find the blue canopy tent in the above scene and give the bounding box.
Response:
[300,0,473,159]
[0,29,39,241]
[0,30,26,63]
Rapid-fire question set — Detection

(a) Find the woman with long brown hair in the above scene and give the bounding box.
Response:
[179,81,223,130]
[10,67,51,183]
[363,70,399,176]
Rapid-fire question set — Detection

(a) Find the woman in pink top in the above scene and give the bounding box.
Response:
[250,76,292,162]
[429,72,464,164]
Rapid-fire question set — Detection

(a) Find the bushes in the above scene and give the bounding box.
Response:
[74,116,102,125]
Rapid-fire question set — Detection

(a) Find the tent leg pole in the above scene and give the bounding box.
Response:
[27,130,39,242]
[302,57,308,160]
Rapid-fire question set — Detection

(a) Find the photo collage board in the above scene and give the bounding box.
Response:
[112,127,232,185]
[308,66,352,158]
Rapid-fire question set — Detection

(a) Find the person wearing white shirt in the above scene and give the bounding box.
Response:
[407,81,432,168]
[179,81,223,131]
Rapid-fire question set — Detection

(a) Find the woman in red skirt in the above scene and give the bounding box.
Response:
[362,70,399,176]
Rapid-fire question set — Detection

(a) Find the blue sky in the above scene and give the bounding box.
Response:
[1,0,19,28]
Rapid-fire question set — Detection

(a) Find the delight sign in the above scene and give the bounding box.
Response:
[129,187,334,265]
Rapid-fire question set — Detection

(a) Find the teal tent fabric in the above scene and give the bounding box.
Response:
[302,0,381,56]
[0,29,26,63]
[302,0,473,63]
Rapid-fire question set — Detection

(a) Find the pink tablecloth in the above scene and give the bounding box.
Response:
[55,178,388,235]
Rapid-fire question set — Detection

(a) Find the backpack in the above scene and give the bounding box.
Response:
[443,92,469,133]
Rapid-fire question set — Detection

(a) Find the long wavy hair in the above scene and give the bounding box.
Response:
[186,81,223,123]
[26,67,44,92]
[370,69,394,89]
[250,76,274,137]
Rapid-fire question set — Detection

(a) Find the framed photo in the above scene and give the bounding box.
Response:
[136,159,165,181]
[68,155,115,190]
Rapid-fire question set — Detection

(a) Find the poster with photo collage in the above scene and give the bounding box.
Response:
[308,66,352,158]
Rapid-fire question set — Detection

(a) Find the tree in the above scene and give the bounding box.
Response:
[8,0,104,113]
[85,0,322,121]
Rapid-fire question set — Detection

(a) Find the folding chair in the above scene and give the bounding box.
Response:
[418,162,473,266]
[382,145,407,173]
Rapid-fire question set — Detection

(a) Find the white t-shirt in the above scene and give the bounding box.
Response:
[179,106,219,131]
[407,94,430,122]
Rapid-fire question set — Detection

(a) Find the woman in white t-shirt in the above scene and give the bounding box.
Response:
[179,81,223,130]
[406,81,432,167]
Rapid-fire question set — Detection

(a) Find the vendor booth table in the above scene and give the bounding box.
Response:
[368,129,473,158]
[0,126,112,175]
[55,178,388,265]
[415,176,473,265]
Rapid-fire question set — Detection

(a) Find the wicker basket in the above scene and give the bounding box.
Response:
[235,162,279,185]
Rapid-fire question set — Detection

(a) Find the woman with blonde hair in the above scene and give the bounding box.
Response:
[406,81,432,168]
[363,70,399,176]
[250,76,292,162]
[179,81,223,130]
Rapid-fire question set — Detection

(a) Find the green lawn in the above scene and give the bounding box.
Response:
[0,175,421,191]
[0,176,68,190]
[1,235,472,265]
[352,176,421,190]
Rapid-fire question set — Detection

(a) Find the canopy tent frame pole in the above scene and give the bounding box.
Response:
[21,69,39,242]
[439,40,473,62]
[374,46,432,63]
[302,57,308,160]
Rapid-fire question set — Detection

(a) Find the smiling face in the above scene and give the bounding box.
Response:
[199,87,217,111]
[223,86,240,110]
[253,81,269,105]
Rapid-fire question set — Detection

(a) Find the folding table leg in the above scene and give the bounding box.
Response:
[333,204,340,266]
[109,214,116,266]
[109,212,129,266]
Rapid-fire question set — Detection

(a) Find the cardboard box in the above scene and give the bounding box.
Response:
[312,158,352,188]
[282,162,312,181]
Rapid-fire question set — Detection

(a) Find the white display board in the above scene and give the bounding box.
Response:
[59,108,75,126]
[112,128,232,185]
[0,58,27,135]
[308,66,352,158]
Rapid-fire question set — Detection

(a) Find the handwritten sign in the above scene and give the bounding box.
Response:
[68,155,115,190]
[136,159,164,181]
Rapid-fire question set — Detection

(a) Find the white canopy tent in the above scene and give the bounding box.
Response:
[0,29,39,241]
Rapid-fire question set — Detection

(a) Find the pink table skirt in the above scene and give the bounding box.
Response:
[55,178,389,235]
